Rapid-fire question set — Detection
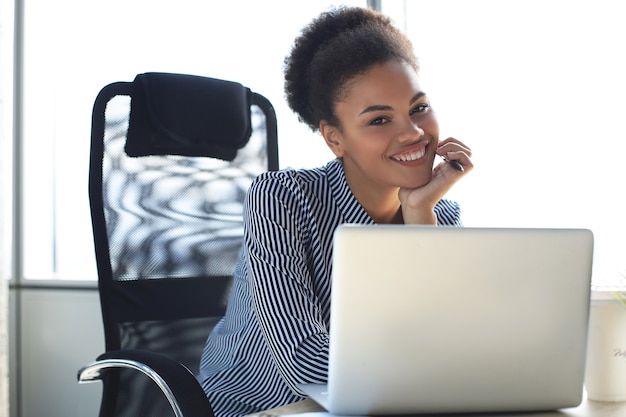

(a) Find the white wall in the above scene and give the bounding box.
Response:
[10,288,103,417]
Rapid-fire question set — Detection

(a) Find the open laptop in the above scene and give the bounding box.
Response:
[298,225,594,415]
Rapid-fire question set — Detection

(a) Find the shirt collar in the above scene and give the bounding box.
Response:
[326,158,375,225]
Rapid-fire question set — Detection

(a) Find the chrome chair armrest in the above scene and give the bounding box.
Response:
[77,349,214,417]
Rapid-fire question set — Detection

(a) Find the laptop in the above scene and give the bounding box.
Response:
[298,225,594,415]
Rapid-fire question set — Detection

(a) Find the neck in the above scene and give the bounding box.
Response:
[343,166,402,224]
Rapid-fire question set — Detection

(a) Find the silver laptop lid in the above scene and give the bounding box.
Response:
[325,225,593,415]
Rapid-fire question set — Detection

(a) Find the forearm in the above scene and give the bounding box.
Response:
[246,178,330,386]
[249,247,330,384]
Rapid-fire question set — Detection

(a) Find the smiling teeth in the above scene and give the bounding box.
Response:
[392,148,425,161]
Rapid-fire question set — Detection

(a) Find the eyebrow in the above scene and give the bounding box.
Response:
[359,92,426,116]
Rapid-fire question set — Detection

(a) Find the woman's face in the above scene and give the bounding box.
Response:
[322,60,439,193]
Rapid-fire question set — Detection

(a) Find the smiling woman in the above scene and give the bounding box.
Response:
[198,6,470,416]
[320,60,472,224]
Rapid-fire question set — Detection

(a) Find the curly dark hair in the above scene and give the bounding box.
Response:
[284,6,418,132]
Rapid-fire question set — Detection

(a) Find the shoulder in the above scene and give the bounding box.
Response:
[249,159,338,195]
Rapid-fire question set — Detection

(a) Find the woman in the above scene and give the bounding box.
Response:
[199,6,473,417]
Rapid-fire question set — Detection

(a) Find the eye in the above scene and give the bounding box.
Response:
[369,116,390,126]
[410,103,430,115]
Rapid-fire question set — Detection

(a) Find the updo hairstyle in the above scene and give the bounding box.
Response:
[283,6,418,132]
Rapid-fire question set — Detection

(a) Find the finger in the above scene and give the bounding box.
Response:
[437,136,471,149]
[437,137,472,157]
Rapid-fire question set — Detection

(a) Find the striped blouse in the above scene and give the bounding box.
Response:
[198,158,462,417]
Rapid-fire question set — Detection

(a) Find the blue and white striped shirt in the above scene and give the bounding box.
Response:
[199,158,462,417]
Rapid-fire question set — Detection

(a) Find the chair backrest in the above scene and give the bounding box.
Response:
[89,72,279,417]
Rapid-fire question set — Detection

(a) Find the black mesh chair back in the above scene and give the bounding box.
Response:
[87,72,279,417]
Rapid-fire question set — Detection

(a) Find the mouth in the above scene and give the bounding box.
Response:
[390,144,427,162]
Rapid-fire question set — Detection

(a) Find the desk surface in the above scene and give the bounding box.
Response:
[246,397,626,417]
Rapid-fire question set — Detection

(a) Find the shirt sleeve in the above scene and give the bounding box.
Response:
[435,198,463,226]
[244,172,330,392]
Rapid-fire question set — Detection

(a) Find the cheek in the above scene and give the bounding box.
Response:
[422,115,440,137]
[341,128,382,155]
[354,134,389,159]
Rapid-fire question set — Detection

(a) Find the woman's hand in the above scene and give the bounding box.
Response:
[399,137,473,224]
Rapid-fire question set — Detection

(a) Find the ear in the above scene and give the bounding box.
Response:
[320,120,344,157]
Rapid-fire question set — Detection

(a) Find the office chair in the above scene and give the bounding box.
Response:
[77,72,279,417]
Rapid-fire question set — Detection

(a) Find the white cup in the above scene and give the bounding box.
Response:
[585,292,626,402]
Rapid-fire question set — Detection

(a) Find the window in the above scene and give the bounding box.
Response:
[8,0,623,288]
[383,0,625,288]
[0,0,13,282]
[15,0,362,281]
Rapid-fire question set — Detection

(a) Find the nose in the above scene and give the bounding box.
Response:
[397,118,424,143]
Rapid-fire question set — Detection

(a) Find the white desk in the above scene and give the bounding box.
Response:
[247,396,626,417]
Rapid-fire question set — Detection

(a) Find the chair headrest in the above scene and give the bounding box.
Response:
[125,72,252,161]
